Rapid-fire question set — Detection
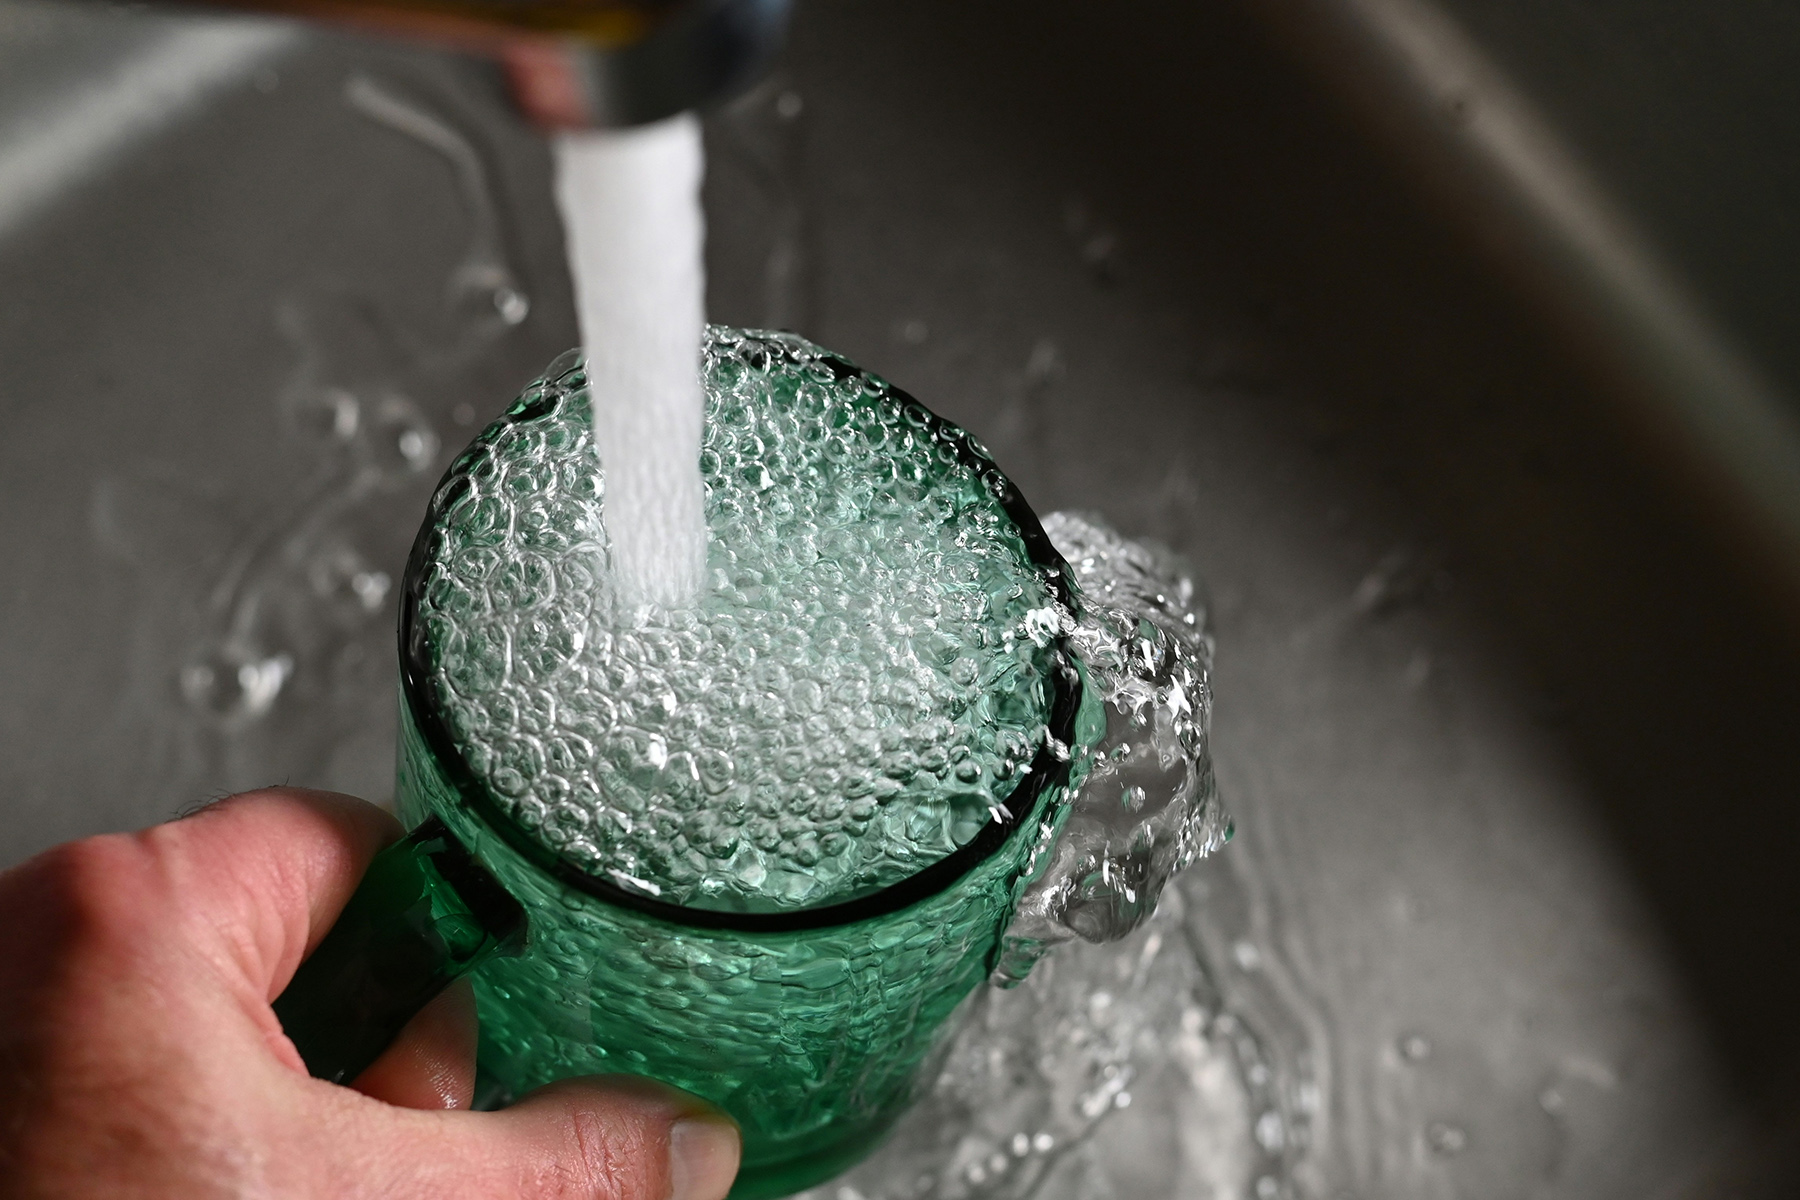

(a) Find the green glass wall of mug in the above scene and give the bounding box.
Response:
[386,333,1085,1199]
[396,703,1072,1196]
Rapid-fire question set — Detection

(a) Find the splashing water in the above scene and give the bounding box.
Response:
[794,887,1264,1200]
[553,117,709,610]
[995,511,1231,983]
[792,520,1322,1200]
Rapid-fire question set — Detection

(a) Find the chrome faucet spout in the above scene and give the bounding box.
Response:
[184,0,793,127]
[498,0,791,128]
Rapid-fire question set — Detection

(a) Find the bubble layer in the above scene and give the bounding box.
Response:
[414,327,1063,912]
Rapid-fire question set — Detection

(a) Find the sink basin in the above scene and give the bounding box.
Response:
[2,0,1793,1195]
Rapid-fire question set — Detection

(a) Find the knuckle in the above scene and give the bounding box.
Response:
[0,837,175,1079]
[21,835,161,953]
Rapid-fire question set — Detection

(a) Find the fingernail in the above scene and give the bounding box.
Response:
[668,1117,741,1200]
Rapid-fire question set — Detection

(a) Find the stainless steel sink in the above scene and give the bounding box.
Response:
[3,0,1794,1195]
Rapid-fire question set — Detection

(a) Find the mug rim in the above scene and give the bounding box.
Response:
[398,337,1082,933]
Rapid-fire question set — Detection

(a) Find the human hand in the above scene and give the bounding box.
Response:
[0,787,741,1199]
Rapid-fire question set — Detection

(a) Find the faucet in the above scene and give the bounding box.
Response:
[210,0,792,127]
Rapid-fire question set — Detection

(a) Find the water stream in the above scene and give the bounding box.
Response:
[554,117,710,610]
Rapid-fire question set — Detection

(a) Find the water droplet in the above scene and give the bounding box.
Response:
[494,287,531,325]
[1254,1110,1286,1152]
[1398,1033,1433,1062]
[364,393,437,476]
[1425,1121,1468,1156]
[181,645,294,725]
[1403,650,1432,689]
[292,386,359,443]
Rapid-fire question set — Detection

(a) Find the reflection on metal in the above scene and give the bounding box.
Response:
[345,73,531,329]
[89,70,531,788]
[1253,0,1800,600]
[0,18,300,239]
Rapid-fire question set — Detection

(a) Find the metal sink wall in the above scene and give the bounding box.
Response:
[2,0,1791,1195]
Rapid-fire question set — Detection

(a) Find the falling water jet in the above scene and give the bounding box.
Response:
[553,116,709,612]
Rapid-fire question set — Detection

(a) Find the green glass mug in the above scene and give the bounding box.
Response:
[276,329,1086,1198]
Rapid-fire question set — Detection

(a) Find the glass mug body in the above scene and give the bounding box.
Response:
[395,700,1071,1197]
[392,333,1082,1198]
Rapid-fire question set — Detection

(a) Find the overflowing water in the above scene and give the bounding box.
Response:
[794,519,1306,1200]
[553,116,710,610]
[996,511,1231,982]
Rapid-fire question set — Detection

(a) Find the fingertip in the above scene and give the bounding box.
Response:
[669,1114,741,1200]
[349,979,478,1111]
[498,1075,741,1200]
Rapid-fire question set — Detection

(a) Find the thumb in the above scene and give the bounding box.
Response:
[489,1077,742,1200]
[332,1074,741,1200]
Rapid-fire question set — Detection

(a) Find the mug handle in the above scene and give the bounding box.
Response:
[272,816,527,1084]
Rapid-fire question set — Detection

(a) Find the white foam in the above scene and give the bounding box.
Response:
[553,116,709,609]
